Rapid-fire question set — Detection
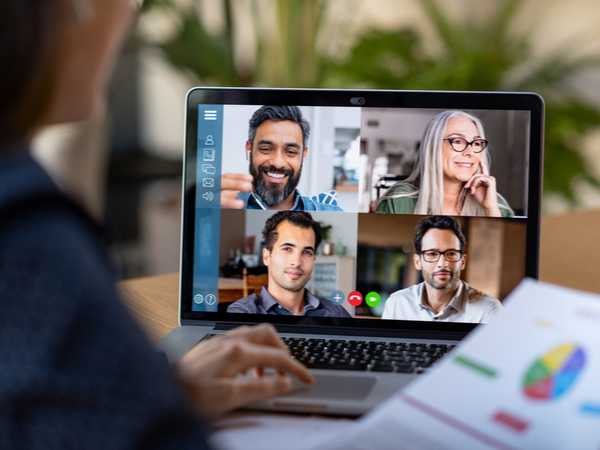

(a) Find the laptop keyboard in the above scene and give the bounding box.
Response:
[282,337,455,373]
[204,334,454,373]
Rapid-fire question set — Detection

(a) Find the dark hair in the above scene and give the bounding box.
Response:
[414,215,466,254]
[248,105,310,149]
[263,211,322,252]
[0,1,59,147]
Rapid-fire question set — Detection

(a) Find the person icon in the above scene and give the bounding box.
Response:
[205,135,214,145]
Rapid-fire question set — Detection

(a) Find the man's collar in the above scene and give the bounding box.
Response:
[258,286,280,311]
[419,280,465,314]
[446,281,466,312]
[259,285,320,313]
[303,289,321,310]
[290,188,306,210]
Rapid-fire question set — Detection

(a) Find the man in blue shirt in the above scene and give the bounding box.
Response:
[228,211,351,317]
[221,106,343,211]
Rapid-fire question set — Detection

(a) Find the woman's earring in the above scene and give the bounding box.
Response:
[70,0,94,23]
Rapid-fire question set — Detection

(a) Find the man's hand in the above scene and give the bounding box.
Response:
[174,324,313,419]
[221,173,253,209]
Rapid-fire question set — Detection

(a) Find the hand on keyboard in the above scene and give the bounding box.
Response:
[174,324,314,418]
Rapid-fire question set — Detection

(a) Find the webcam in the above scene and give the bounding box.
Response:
[350,97,365,106]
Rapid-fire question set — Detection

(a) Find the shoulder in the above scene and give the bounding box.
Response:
[303,191,344,211]
[382,284,422,319]
[389,283,422,301]
[318,297,352,317]
[376,183,417,214]
[227,294,261,313]
[462,282,501,307]
[296,191,343,211]
[0,156,208,447]
[386,182,418,195]
[496,193,514,217]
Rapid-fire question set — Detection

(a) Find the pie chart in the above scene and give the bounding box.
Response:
[523,343,585,401]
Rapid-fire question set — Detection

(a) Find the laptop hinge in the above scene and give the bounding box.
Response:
[213,322,471,341]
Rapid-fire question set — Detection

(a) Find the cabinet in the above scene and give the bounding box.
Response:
[308,255,356,315]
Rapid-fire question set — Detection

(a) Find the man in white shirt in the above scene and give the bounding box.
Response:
[382,216,502,323]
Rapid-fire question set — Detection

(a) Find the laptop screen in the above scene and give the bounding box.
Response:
[181,88,543,336]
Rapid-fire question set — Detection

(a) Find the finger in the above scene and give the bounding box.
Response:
[464,173,480,189]
[219,340,314,383]
[480,159,490,176]
[465,173,488,189]
[224,374,293,411]
[473,176,488,195]
[220,190,245,209]
[221,173,253,192]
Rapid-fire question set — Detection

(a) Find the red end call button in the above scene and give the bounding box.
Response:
[348,291,363,306]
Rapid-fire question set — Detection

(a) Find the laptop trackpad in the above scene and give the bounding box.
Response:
[286,374,377,401]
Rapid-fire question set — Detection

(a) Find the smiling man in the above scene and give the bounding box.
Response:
[231,106,343,211]
[382,215,502,323]
[228,211,351,317]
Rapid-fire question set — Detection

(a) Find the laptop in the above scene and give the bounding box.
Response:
[157,88,544,415]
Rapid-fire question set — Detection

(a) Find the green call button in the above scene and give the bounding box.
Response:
[365,292,381,307]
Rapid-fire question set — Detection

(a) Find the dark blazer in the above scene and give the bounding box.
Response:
[0,148,210,449]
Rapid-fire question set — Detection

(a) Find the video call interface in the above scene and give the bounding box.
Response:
[190,104,532,325]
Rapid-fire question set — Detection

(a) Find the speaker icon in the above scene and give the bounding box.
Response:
[202,191,214,201]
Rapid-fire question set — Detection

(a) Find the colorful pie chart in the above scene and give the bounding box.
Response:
[523,343,585,401]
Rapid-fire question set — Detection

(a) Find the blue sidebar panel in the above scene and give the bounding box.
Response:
[192,105,223,312]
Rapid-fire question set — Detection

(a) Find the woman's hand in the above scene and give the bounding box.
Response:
[463,160,502,217]
[174,323,314,419]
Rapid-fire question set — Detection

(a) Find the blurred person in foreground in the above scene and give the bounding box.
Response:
[0,0,313,448]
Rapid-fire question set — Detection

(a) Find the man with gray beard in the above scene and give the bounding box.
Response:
[229,105,343,211]
[382,216,501,323]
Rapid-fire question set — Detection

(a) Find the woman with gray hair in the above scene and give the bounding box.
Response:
[376,110,514,217]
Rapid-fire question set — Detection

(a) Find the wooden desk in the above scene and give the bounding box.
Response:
[117,275,243,342]
[118,209,600,343]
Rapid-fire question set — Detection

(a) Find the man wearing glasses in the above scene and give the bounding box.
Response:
[382,215,502,323]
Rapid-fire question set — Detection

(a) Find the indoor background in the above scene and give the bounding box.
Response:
[30,0,600,284]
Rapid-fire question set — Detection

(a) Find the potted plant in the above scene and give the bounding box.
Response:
[319,222,334,256]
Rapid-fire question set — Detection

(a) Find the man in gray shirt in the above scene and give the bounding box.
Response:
[228,211,351,317]
[382,216,502,323]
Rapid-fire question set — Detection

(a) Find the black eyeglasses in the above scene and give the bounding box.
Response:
[445,137,488,153]
[419,249,463,263]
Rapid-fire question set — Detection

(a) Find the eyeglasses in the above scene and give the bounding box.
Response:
[419,249,463,263]
[445,137,488,153]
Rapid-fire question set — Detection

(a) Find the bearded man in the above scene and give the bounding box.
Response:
[382,215,502,323]
[224,105,343,211]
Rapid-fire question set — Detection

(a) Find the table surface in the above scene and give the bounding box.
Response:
[118,210,600,343]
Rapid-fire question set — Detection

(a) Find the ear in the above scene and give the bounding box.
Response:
[302,147,308,161]
[263,247,270,266]
[413,252,421,271]
[245,141,252,161]
[460,253,467,271]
